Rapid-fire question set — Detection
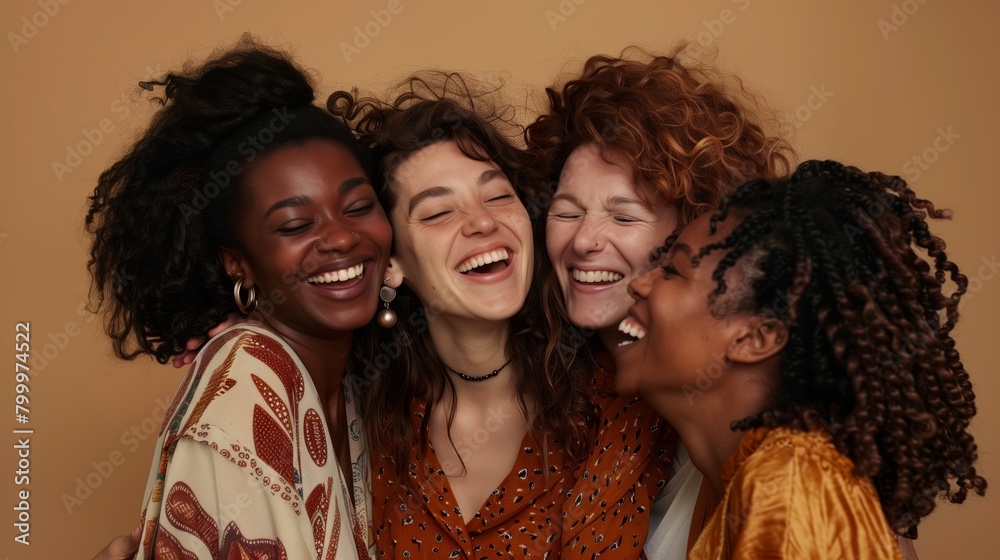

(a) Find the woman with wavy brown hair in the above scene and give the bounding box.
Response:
[616,159,987,558]
[327,77,674,559]
[525,47,794,557]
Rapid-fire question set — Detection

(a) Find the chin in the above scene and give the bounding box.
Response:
[475,304,524,322]
[321,307,378,332]
[567,309,620,331]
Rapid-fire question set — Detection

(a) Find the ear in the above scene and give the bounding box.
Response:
[385,255,405,288]
[727,317,787,365]
[219,247,255,287]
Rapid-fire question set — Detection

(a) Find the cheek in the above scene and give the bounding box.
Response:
[505,207,534,238]
[545,221,574,262]
[621,233,665,274]
[374,221,394,251]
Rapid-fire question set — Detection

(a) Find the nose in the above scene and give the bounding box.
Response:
[627,269,656,300]
[461,205,499,237]
[571,215,607,254]
[316,221,360,252]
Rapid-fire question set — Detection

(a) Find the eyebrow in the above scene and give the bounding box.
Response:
[550,192,582,206]
[406,169,509,216]
[671,242,693,256]
[264,176,371,217]
[477,168,507,186]
[606,195,651,209]
[407,186,453,216]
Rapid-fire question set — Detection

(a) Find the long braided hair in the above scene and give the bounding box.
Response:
[687,159,986,535]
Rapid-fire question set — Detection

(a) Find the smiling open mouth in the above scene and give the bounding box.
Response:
[617,317,646,346]
[306,263,364,284]
[457,249,511,275]
[572,268,624,284]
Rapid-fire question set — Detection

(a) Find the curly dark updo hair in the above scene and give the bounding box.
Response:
[86,38,371,364]
[689,159,986,536]
[328,74,593,472]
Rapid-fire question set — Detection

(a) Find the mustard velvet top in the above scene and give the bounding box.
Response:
[689,427,903,559]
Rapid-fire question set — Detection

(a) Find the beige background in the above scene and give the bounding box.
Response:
[1,0,996,557]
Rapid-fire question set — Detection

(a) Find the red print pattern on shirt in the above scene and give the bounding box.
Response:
[164,481,220,557]
[253,403,296,486]
[306,478,332,556]
[253,373,293,434]
[304,408,328,467]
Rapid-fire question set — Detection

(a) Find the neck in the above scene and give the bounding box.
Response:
[427,315,514,400]
[641,363,774,498]
[597,325,630,358]
[258,316,353,427]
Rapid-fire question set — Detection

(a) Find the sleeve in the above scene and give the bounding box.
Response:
[142,436,310,559]
[133,327,339,560]
[560,386,676,560]
[727,445,903,560]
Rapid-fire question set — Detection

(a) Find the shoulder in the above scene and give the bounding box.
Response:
[716,428,901,558]
[726,427,877,512]
[737,428,857,480]
[165,322,308,438]
[202,322,304,393]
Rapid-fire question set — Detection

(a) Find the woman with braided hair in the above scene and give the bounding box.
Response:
[615,159,987,558]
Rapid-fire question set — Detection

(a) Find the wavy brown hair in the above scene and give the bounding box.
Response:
[687,159,986,536]
[329,74,593,476]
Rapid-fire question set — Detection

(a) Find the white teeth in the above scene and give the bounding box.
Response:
[457,248,510,273]
[572,269,624,283]
[617,317,646,341]
[306,264,364,284]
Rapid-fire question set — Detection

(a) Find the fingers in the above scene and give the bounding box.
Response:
[93,525,141,560]
[171,315,240,368]
[172,353,195,368]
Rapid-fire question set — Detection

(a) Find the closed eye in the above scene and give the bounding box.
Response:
[346,201,377,216]
[277,222,312,235]
[661,263,680,277]
[487,194,514,203]
[420,210,452,222]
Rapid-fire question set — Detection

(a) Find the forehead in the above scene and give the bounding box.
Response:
[246,140,364,200]
[671,212,737,260]
[394,141,500,196]
[556,143,667,206]
[558,143,632,191]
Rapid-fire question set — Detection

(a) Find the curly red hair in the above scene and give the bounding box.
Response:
[525,45,795,226]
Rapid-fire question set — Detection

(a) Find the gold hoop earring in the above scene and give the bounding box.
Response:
[233,278,257,315]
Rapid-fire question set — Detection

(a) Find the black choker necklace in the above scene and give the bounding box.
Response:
[443,358,513,382]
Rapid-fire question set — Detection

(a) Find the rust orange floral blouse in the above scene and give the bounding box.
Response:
[372,362,675,559]
[688,427,903,560]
